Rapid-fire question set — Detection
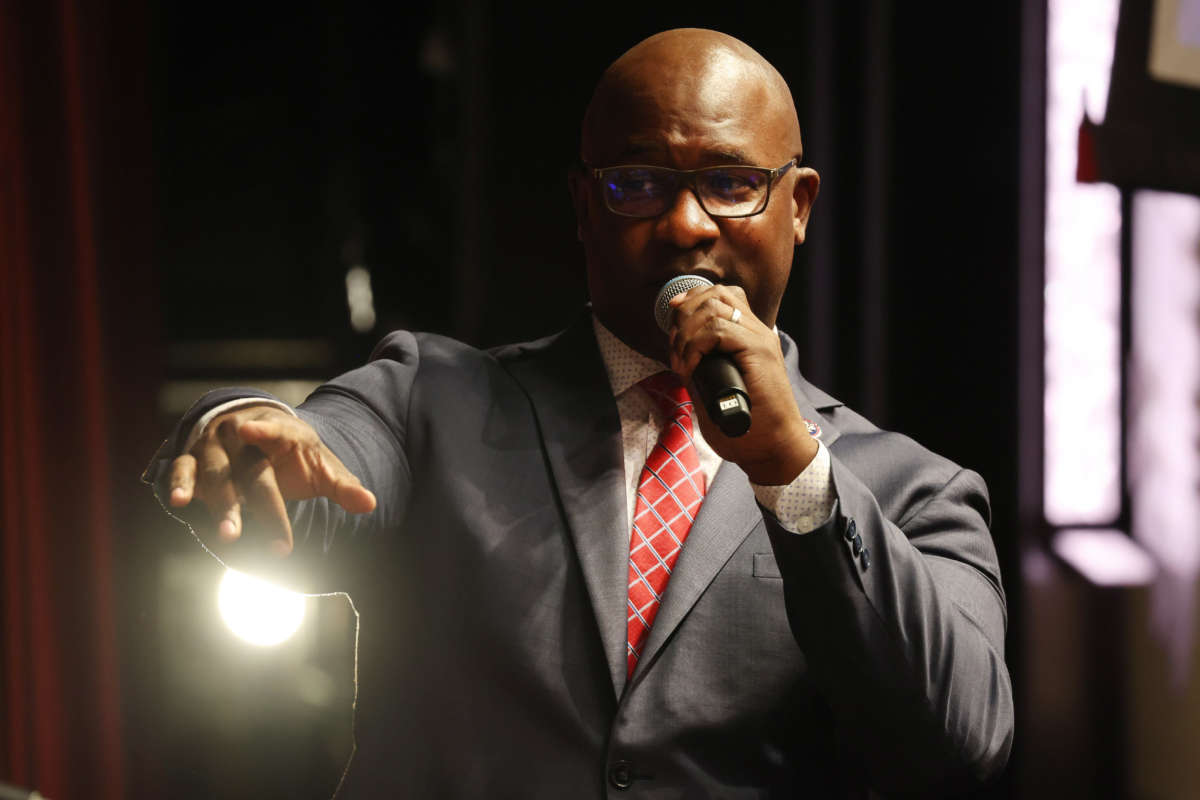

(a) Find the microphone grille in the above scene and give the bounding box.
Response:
[654,275,714,332]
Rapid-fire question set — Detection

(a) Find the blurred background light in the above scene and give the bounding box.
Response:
[1044,0,1123,524]
[218,568,307,646]
[1129,190,1200,577]
[1052,528,1158,586]
[345,265,376,333]
[1129,189,1200,681]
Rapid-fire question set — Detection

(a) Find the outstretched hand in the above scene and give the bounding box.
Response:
[167,405,377,556]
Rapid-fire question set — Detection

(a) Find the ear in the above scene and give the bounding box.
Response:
[790,167,820,245]
[567,166,590,242]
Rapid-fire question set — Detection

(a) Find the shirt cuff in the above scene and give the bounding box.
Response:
[751,439,836,534]
[180,398,297,455]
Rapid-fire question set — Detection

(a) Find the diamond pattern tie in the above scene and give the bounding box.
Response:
[626,372,708,678]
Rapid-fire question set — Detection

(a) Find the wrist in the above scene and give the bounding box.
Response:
[741,428,819,486]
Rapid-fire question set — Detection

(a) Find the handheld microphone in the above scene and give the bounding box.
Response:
[654,275,752,437]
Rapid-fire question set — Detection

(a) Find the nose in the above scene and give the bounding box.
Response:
[654,186,720,249]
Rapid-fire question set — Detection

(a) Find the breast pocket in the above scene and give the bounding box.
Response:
[752,552,782,579]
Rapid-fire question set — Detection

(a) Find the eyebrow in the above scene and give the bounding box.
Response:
[615,142,756,165]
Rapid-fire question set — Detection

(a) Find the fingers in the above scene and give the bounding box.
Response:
[240,417,377,514]
[196,438,242,542]
[196,438,292,554]
[236,454,294,555]
[197,435,293,552]
[666,284,760,377]
[236,417,305,459]
[329,473,377,514]
[169,454,196,506]
[293,440,377,514]
[668,283,754,334]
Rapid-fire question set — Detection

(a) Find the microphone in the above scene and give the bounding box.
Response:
[654,275,752,437]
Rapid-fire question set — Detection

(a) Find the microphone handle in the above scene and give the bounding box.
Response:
[691,353,752,437]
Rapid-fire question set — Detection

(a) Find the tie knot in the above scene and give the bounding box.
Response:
[640,372,692,418]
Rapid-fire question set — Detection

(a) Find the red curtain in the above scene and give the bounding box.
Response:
[1,0,154,796]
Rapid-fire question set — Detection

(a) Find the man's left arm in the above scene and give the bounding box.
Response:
[763,442,1012,795]
[667,283,1013,795]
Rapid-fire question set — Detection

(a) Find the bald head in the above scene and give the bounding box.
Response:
[581,29,804,165]
[568,29,820,361]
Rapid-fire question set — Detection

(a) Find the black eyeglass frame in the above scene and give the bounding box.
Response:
[582,158,798,219]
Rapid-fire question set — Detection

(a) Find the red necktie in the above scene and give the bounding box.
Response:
[626,373,708,678]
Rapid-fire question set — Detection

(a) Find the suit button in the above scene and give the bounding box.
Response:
[609,760,634,790]
[852,534,863,556]
[861,546,871,569]
[844,519,857,541]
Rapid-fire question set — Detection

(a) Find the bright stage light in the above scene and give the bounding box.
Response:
[218,568,306,646]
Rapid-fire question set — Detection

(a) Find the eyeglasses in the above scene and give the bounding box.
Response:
[584,159,796,219]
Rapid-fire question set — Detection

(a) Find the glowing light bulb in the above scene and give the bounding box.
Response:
[218,568,306,646]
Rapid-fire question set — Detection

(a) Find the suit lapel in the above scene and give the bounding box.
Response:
[629,331,846,684]
[499,317,631,695]
[631,458,762,683]
[499,320,846,695]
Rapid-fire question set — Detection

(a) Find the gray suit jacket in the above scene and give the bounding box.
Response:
[148,313,1013,798]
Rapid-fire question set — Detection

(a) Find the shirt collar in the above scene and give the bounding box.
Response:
[591,314,669,398]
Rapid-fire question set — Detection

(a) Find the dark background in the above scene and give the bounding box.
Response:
[2,0,1032,797]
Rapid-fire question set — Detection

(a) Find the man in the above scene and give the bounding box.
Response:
[148,29,1013,797]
